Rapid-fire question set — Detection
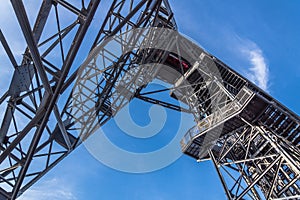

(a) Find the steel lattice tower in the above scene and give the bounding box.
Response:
[0,1,299,200]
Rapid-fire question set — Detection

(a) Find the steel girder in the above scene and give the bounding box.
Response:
[0,0,176,199]
[209,124,300,200]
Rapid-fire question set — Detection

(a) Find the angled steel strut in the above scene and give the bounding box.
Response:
[0,0,176,199]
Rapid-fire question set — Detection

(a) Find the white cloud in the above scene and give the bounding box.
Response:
[231,35,270,92]
[246,48,269,91]
[18,178,77,200]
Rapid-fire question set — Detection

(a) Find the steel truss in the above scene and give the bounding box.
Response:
[181,49,300,199]
[1,0,299,200]
[0,0,176,199]
[210,124,300,200]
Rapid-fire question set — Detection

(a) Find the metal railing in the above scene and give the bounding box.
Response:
[181,86,254,149]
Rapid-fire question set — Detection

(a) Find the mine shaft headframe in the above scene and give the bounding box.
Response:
[0,0,176,199]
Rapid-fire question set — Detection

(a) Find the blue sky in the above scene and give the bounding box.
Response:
[1,0,300,200]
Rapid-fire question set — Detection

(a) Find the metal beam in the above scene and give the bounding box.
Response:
[10,1,101,198]
[266,157,282,200]
[0,30,18,68]
[0,105,14,145]
[236,155,282,200]
[209,150,233,200]
[136,94,191,113]
[10,0,53,94]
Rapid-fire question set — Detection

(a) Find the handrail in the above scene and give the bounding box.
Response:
[181,86,254,149]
